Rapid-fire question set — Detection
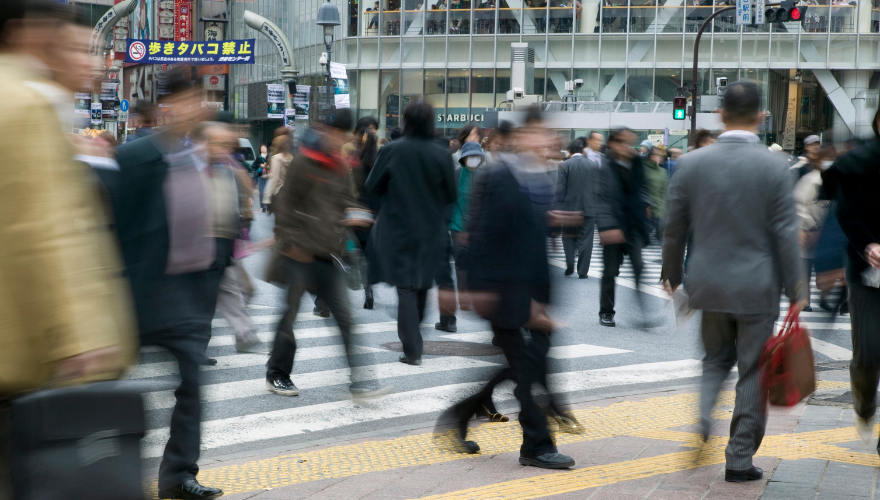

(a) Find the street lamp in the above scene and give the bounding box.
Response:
[316,0,341,123]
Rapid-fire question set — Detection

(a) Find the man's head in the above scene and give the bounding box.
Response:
[133,102,156,128]
[159,70,212,130]
[516,106,555,155]
[720,81,763,131]
[192,122,237,163]
[402,100,435,139]
[607,127,637,160]
[588,131,604,152]
[803,135,821,157]
[320,107,353,152]
[567,138,586,156]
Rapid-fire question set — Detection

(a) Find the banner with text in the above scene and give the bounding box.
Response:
[267,83,285,119]
[330,62,350,109]
[294,85,311,119]
[125,38,257,64]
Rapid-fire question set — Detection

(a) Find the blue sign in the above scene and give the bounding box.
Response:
[120,99,129,112]
[124,39,257,65]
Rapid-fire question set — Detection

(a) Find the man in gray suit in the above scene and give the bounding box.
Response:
[660,81,807,483]
[557,138,601,278]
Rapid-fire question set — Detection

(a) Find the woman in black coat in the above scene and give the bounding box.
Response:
[351,116,379,309]
[365,101,457,364]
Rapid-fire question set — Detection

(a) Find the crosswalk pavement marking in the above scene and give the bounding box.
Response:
[808,338,853,361]
[439,333,632,359]
[142,357,500,411]
[126,345,384,379]
[141,359,703,458]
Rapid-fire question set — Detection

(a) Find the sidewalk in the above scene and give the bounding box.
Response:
[146,369,877,500]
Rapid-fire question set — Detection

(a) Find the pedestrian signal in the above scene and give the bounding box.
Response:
[766,0,807,23]
[673,97,687,120]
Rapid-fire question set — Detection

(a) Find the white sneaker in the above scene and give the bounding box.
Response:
[854,415,876,445]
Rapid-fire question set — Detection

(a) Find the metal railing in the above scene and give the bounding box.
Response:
[540,101,682,113]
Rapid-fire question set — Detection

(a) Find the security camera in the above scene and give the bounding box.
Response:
[716,77,728,88]
[574,79,583,89]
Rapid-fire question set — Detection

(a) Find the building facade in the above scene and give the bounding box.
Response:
[230,0,880,147]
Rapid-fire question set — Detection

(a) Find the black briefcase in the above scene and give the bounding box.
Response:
[10,382,145,500]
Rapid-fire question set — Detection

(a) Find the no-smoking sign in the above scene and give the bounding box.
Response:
[129,41,146,61]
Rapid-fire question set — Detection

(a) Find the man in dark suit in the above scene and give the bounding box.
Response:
[821,110,880,453]
[661,81,806,483]
[111,75,234,500]
[366,101,457,365]
[596,127,649,327]
[557,137,601,278]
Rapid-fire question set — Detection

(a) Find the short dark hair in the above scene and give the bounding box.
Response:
[133,101,156,124]
[402,100,435,139]
[457,123,480,144]
[523,105,543,127]
[325,107,352,131]
[722,81,761,125]
[873,108,880,138]
[497,120,514,137]
[608,127,634,144]
[389,126,403,140]
[567,138,586,155]
[0,0,72,46]
[693,129,715,148]
[164,69,194,96]
[355,116,379,136]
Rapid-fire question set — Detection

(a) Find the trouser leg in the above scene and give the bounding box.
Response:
[267,258,307,379]
[726,313,776,470]
[217,260,254,343]
[562,236,576,270]
[313,259,363,378]
[435,232,456,324]
[0,402,10,500]
[493,326,556,458]
[155,332,207,489]
[849,283,880,420]
[804,258,814,303]
[627,235,645,287]
[527,329,565,415]
[600,243,624,315]
[576,219,596,277]
[396,287,424,360]
[700,311,738,437]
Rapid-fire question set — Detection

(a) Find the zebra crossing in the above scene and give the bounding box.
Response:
[128,233,857,463]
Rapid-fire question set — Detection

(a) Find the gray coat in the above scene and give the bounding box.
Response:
[556,154,601,217]
[661,134,807,314]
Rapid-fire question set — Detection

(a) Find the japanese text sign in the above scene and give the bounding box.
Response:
[125,38,257,64]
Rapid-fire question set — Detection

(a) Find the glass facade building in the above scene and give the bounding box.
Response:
[231,0,880,142]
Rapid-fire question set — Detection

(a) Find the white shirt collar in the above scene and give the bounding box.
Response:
[718,130,759,143]
[571,153,582,157]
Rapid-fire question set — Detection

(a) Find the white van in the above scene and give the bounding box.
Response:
[236,138,257,170]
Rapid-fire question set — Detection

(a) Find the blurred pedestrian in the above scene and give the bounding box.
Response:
[439,107,576,469]
[821,110,880,450]
[639,139,653,157]
[791,134,822,183]
[556,137,601,279]
[252,143,268,183]
[693,129,716,149]
[596,127,649,327]
[644,145,668,242]
[793,143,835,312]
[125,101,157,143]
[366,101,457,365]
[661,81,807,483]
[267,109,390,399]
[256,144,270,212]
[351,116,380,309]
[112,72,234,500]
[262,132,292,214]
[585,131,604,165]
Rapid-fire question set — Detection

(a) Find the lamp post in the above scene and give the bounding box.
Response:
[244,11,298,129]
[317,0,341,123]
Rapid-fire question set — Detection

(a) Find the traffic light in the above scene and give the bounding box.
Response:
[765,0,808,23]
[673,97,687,120]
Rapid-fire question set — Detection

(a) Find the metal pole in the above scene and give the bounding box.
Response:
[689,3,780,142]
[326,42,334,123]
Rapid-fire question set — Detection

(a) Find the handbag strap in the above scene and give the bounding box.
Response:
[779,305,801,339]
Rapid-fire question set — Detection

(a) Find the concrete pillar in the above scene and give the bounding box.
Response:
[831,70,873,140]
[582,0,599,33]
[858,0,872,33]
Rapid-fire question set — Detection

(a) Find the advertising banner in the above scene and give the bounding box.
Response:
[91,103,103,125]
[174,0,192,41]
[329,62,350,109]
[75,93,91,115]
[284,109,296,128]
[293,85,310,119]
[267,83,284,119]
[100,81,118,101]
[125,38,256,64]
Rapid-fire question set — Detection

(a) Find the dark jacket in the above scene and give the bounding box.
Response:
[274,147,357,260]
[822,138,880,286]
[596,153,649,244]
[365,136,457,289]
[465,157,551,328]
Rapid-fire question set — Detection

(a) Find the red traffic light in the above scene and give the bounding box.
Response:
[789,7,801,20]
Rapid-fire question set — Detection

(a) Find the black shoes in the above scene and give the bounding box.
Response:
[519,452,576,469]
[199,358,218,366]
[579,274,587,279]
[564,267,574,276]
[803,305,813,312]
[435,315,457,332]
[399,354,422,366]
[599,313,616,327]
[266,376,300,396]
[819,299,834,312]
[313,306,331,318]
[725,466,763,483]
[158,479,223,499]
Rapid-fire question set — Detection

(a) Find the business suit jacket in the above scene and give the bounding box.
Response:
[366,136,457,289]
[0,56,136,395]
[596,154,649,244]
[556,154,601,217]
[661,134,806,314]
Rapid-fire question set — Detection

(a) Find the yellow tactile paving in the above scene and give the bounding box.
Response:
[145,379,855,498]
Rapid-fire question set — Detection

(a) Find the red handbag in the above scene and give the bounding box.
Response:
[760,307,817,407]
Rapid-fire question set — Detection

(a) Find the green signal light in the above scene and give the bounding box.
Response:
[673,108,686,120]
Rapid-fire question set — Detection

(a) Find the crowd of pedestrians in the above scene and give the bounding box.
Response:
[2,1,880,498]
